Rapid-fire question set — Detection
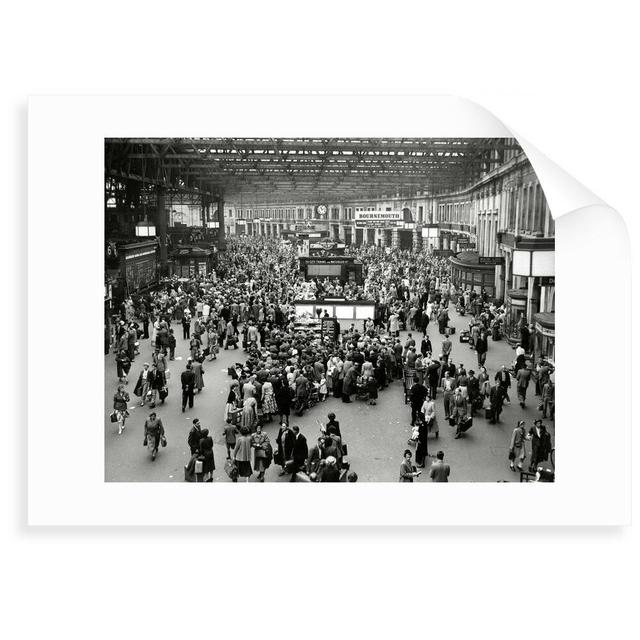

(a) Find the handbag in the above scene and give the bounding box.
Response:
[508,448,516,461]
[224,458,239,480]
[109,411,118,423]
[143,436,148,447]
[161,435,167,447]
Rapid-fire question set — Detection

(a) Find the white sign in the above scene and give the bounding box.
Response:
[355,211,403,228]
[532,250,555,277]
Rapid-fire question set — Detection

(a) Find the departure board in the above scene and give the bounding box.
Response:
[307,263,342,277]
[125,256,157,292]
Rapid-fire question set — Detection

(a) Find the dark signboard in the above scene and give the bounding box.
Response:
[121,241,158,293]
[478,256,505,266]
[300,257,354,265]
[309,240,346,257]
[539,276,555,286]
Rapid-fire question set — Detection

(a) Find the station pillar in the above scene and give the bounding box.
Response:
[156,186,168,273]
[217,197,225,251]
[413,229,422,251]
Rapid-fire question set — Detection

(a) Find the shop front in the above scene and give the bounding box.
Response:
[449,251,497,298]
[534,312,555,364]
[170,245,215,278]
[504,288,528,345]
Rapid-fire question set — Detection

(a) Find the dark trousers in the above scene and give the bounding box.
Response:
[183,326,190,339]
[477,351,486,367]
[169,347,175,360]
[182,385,194,410]
[429,382,438,400]
[416,439,429,466]
[289,462,302,482]
[410,405,422,426]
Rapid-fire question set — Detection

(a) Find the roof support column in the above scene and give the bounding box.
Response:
[156,186,168,274]
[217,196,226,251]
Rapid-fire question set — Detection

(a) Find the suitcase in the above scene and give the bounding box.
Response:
[159,387,168,401]
[459,416,473,432]
[485,407,494,421]
[459,331,470,343]
[447,326,456,335]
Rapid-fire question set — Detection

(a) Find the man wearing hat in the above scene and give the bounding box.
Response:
[528,420,553,472]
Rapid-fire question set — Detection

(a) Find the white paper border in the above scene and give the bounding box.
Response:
[28,96,631,525]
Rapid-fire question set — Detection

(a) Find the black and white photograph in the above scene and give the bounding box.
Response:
[104,137,556,483]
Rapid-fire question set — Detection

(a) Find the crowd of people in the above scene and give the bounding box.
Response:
[108,235,555,482]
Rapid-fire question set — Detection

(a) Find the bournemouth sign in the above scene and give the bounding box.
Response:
[354,211,403,228]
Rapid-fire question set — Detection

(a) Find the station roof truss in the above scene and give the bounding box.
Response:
[105,137,523,205]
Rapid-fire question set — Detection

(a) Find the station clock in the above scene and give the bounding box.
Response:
[315,204,328,218]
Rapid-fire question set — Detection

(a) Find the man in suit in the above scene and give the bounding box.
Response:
[421,335,433,358]
[307,436,325,475]
[488,383,506,424]
[441,335,452,365]
[495,365,511,402]
[475,332,488,367]
[289,425,308,482]
[516,365,532,408]
[181,363,196,413]
[429,451,450,482]
[187,418,204,455]
[467,369,481,416]
[528,420,553,472]
[426,359,440,400]
[294,371,310,414]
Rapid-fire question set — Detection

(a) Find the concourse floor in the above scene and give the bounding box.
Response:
[104,308,555,483]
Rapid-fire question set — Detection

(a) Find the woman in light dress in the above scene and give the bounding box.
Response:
[421,395,439,438]
[261,379,278,423]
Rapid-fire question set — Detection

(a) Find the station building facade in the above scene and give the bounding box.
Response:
[227,142,555,361]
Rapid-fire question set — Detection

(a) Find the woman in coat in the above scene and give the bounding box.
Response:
[198,428,215,482]
[112,384,130,435]
[331,358,343,398]
[115,350,131,384]
[399,449,421,482]
[224,380,240,423]
[233,427,253,482]
[143,412,165,461]
[477,366,490,399]
[342,365,357,403]
[251,424,271,482]
[509,420,527,472]
[241,395,257,431]
[192,359,205,393]
[421,395,439,438]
